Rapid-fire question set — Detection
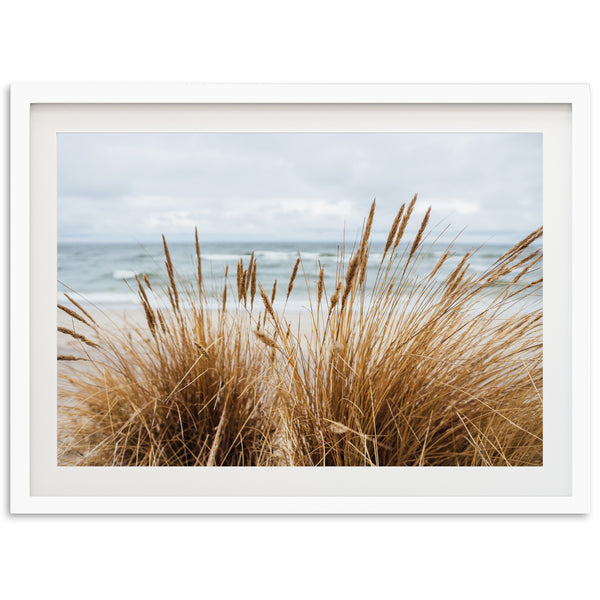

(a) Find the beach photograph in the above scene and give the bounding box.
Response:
[57,132,543,467]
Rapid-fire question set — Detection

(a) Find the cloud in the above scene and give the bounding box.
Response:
[142,209,208,232]
[221,198,358,221]
[421,199,481,216]
[58,133,542,242]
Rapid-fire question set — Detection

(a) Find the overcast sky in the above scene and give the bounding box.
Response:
[58,132,542,244]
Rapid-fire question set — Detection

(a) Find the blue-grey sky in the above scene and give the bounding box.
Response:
[58,133,542,243]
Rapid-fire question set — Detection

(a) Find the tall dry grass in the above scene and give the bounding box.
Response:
[58,196,543,466]
[58,233,276,466]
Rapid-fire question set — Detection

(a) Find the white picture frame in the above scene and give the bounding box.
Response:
[10,83,591,514]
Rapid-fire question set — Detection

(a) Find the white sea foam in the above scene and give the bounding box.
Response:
[299,251,320,260]
[202,254,244,261]
[254,251,292,261]
[112,269,137,280]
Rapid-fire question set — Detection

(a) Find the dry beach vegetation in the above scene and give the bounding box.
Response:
[58,195,543,466]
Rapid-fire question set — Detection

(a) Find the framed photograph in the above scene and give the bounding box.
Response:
[10,83,590,513]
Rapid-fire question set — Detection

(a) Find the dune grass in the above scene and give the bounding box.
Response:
[58,196,543,466]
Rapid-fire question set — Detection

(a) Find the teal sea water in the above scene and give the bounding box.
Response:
[58,236,542,312]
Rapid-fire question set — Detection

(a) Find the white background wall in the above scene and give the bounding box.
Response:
[1,2,597,598]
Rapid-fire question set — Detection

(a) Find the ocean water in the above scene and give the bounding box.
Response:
[57,238,542,313]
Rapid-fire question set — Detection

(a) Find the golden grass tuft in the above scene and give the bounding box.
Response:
[58,196,543,467]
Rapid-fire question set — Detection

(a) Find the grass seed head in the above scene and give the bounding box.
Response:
[287,257,301,300]
[394,193,418,250]
[317,266,325,306]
